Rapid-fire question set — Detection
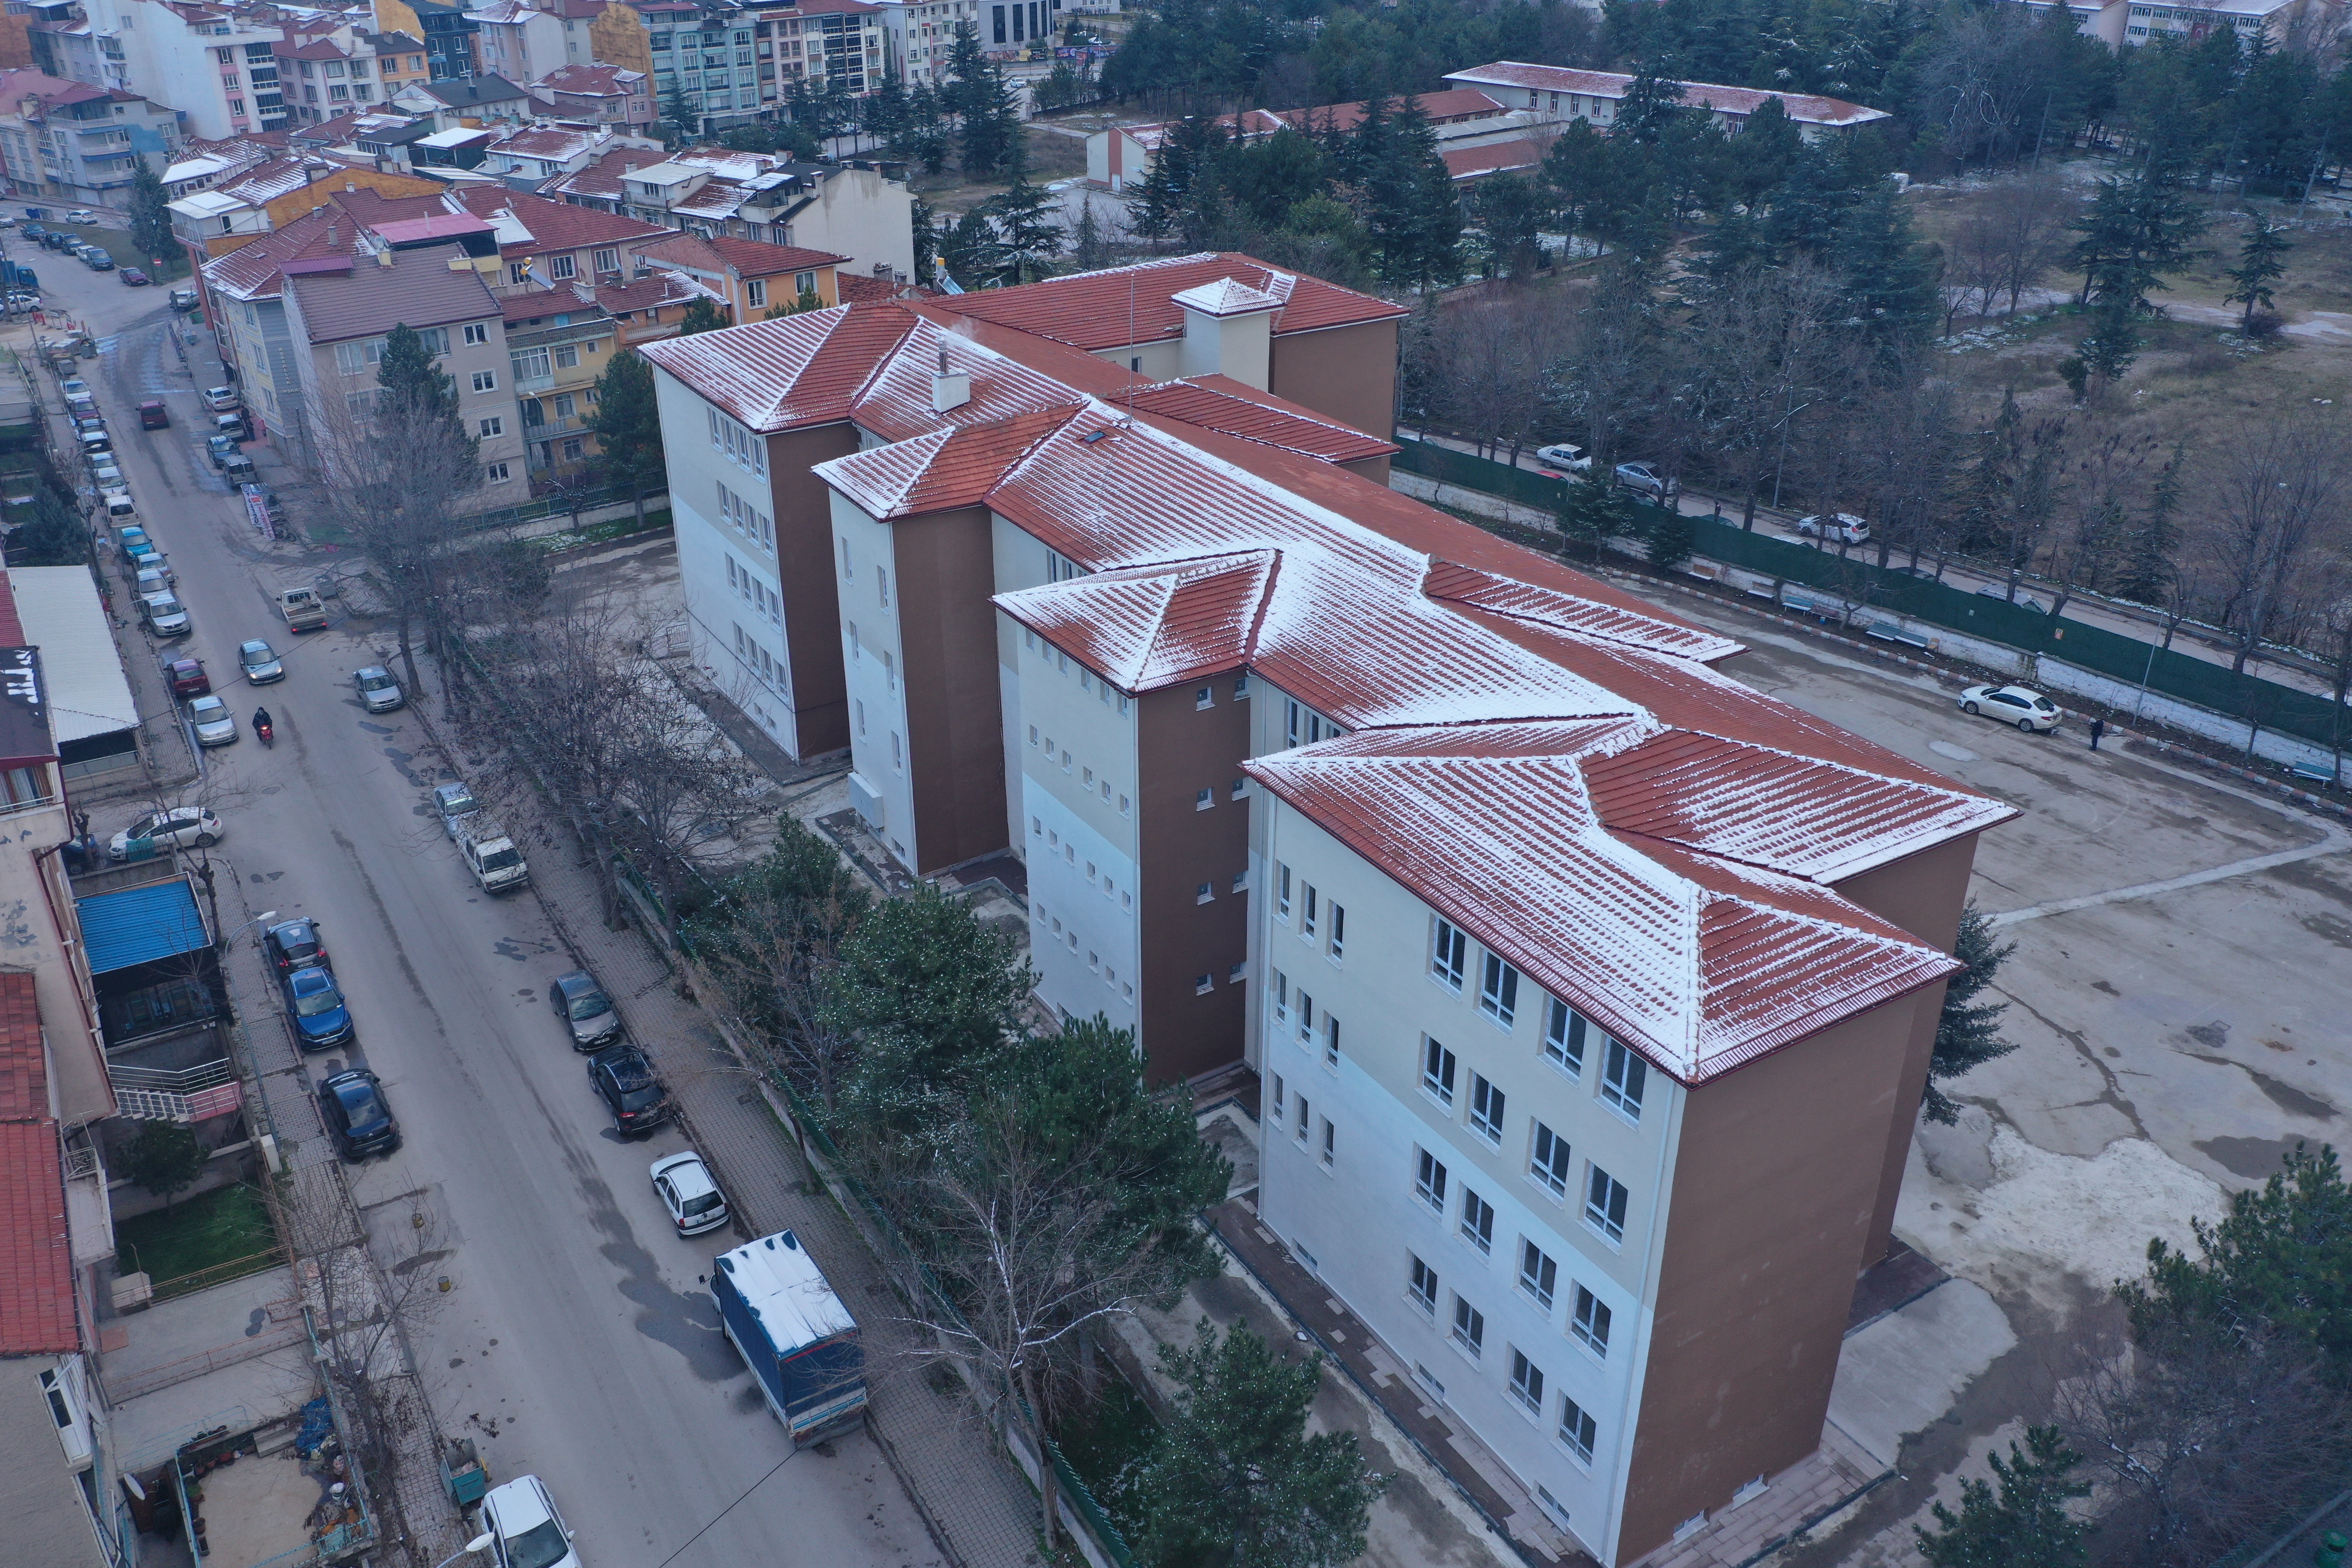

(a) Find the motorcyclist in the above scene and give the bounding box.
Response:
[253,706,272,735]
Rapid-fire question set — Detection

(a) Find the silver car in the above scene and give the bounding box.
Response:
[1614,461,1666,498]
[432,780,480,838]
[238,639,285,683]
[550,970,622,1049]
[352,666,403,712]
[187,694,238,746]
[1958,683,2064,734]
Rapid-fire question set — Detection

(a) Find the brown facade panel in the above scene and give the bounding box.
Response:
[1618,995,1928,1564]
[894,506,1011,873]
[1268,320,1400,442]
[1133,684,1252,1083]
[764,424,861,758]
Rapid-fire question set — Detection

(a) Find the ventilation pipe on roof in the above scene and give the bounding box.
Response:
[931,347,969,413]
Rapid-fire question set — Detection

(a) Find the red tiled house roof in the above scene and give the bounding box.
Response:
[928,252,1409,350]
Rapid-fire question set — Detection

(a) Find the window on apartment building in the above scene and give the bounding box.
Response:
[1234,674,1250,698]
[992,4,1008,42]
[592,248,619,275]
[1518,1240,1558,1311]
[1508,1350,1545,1416]
[876,567,890,607]
[549,254,577,280]
[1327,904,1345,961]
[471,369,497,392]
[1414,1148,1447,1210]
[1320,1117,1334,1168]
[1542,998,1591,1078]
[1269,1073,1284,1122]
[416,327,449,355]
[1299,885,1322,938]
[216,46,235,61]
[1571,1286,1611,1356]
[479,416,504,437]
[1194,685,1213,709]
[1450,1296,1484,1358]
[1292,1094,1308,1142]
[1421,1038,1456,1106]
[1293,991,1313,1044]
[1558,1396,1598,1465]
[1468,1075,1505,1145]
[512,346,551,381]
[484,461,511,482]
[1194,787,1213,810]
[1228,962,1246,984]
[891,732,903,771]
[1431,919,1467,990]
[562,438,584,463]
[1408,1256,1438,1314]
[554,392,578,420]
[854,700,866,736]
[1479,952,1520,1028]
[1321,1014,1339,1068]
[1459,1188,1494,1253]
[1275,864,1292,919]
[1601,1039,1648,1124]
[1529,1122,1571,1198]
[1194,882,1214,905]
[747,279,768,307]
[465,323,489,345]
[794,268,816,298]
[881,652,894,691]
[353,84,373,101]
[1229,777,1247,801]
[1269,971,1288,1024]
[839,538,853,580]
[1585,1167,1629,1245]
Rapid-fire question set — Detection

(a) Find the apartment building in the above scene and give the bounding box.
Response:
[530,63,655,129]
[500,286,617,475]
[275,35,395,124]
[25,0,286,139]
[450,187,676,292]
[640,254,2013,1568]
[387,73,535,128]
[979,0,1064,55]
[0,68,177,206]
[548,144,915,281]
[365,29,432,98]
[478,118,663,184]
[1090,88,1528,195]
[1442,61,1891,142]
[867,0,981,88]
[164,152,444,279]
[404,0,481,81]
[635,230,847,315]
[472,0,570,86]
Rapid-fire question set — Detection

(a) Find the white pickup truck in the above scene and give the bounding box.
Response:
[455,819,529,894]
[279,586,327,632]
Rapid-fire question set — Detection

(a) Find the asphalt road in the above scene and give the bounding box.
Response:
[36,255,934,1567]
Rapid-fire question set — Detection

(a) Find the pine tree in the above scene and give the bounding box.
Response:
[1914,1427,2089,1568]
[376,322,472,461]
[5,486,88,567]
[1129,114,1212,246]
[2075,294,2139,389]
[910,196,939,285]
[2113,442,2184,606]
[940,206,999,288]
[2222,210,2291,328]
[959,59,1023,179]
[1830,181,1941,361]
[676,296,728,334]
[942,21,989,121]
[586,349,664,524]
[129,160,174,273]
[1617,57,1686,145]
[987,168,1062,285]
[868,67,908,149]
[1071,199,1109,271]
[661,81,699,144]
[1923,900,2017,1125]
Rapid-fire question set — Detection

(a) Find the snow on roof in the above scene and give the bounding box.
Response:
[417,126,496,148]
[1170,276,1285,317]
[715,1230,856,1350]
[1119,377,1398,465]
[997,550,1278,692]
[1443,61,1891,129]
[1443,139,1544,181]
[931,252,1407,350]
[1422,559,1743,664]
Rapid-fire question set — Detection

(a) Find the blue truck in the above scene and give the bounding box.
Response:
[712,1229,867,1446]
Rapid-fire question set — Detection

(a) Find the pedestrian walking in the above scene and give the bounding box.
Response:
[2089,716,2107,751]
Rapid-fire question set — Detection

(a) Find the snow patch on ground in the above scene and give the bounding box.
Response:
[1942,1127,2226,1294]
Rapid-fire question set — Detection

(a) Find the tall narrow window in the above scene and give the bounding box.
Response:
[1451,1296,1485,1358]
[1295,992,1314,1044]
[1320,1117,1334,1168]
[1431,919,1466,990]
[1294,1094,1309,1144]
[1602,1039,1648,1124]
[1458,1188,1494,1253]
[1321,1014,1340,1068]
[1421,1038,1457,1106]
[1327,903,1345,960]
[1518,1240,1557,1311]
[1508,1350,1545,1415]
[877,566,891,607]
[1415,1148,1448,1210]
[1468,1074,1505,1145]
[1408,1255,1438,1314]
[1586,1166,1630,1244]
[1300,885,1317,939]
[1269,1074,1285,1123]
[1559,1396,1598,1464]
[1276,864,1292,920]
[1571,1286,1612,1356]
[1544,998,1589,1078]
[1530,1122,1571,1197]
[1479,952,1519,1027]
[1271,971,1288,1024]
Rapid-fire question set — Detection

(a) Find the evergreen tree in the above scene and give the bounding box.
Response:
[1115,1320,1387,1568]
[940,206,1000,288]
[376,322,473,459]
[1723,96,1803,209]
[1071,199,1109,271]
[129,160,174,272]
[2075,294,2140,389]
[2067,166,2208,315]
[1914,1427,2089,1568]
[1129,114,1215,246]
[987,168,1063,285]
[586,349,665,525]
[1923,900,2017,1125]
[959,58,1024,179]
[119,1121,207,1207]
[942,21,989,120]
[2222,210,2291,328]
[820,886,1034,1099]
[6,486,87,567]
[910,197,939,285]
[2113,442,2184,606]
[868,67,908,149]
[1829,181,1942,361]
[1616,57,1687,145]
[1540,116,1612,243]
[661,81,699,144]
[1642,506,1697,573]
[676,296,728,334]
[1556,472,1635,563]
[1363,96,1460,288]
[1467,174,1547,279]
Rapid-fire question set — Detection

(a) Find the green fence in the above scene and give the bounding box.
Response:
[1393,438,2349,754]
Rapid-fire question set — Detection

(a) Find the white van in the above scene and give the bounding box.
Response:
[101,490,135,523]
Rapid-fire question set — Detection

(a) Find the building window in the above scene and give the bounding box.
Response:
[465,322,490,345]
[1431,919,1466,990]
[1530,1122,1571,1198]
[1421,1038,1456,1107]
[1195,882,1214,904]
[1544,998,1589,1078]
[1558,1396,1598,1464]
[1300,885,1318,940]
[1468,1074,1505,1145]
[794,269,816,297]
[594,247,619,273]
[877,566,890,606]
[1508,1350,1545,1416]
[748,278,768,307]
[1197,974,1216,995]
[484,461,511,481]
[891,732,904,770]
[1601,1039,1648,1124]
[1321,1014,1339,1068]
[1327,903,1345,960]
[549,254,577,280]
[1293,1094,1308,1142]
[1194,685,1213,709]
[1194,788,1213,810]
[1320,1117,1334,1168]
[479,416,504,437]
[1585,1166,1629,1244]
[1518,1240,1557,1311]
[1571,1285,1611,1356]
[508,260,532,285]
[471,369,497,392]
[1479,952,1519,1027]
[1450,1296,1484,1358]
[1414,1148,1447,1210]
[1269,1073,1284,1121]
[1231,777,1247,800]
[1408,1255,1438,1314]
[1276,864,1291,920]
[1458,1188,1493,1254]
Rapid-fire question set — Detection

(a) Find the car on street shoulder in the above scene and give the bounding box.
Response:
[82,250,112,270]
[479,1476,580,1568]
[1795,512,1871,545]
[203,386,239,412]
[187,695,237,746]
[1613,461,1666,498]
[58,377,86,399]
[205,434,240,468]
[139,592,190,637]
[120,267,149,286]
[352,666,403,712]
[282,964,354,1048]
[162,656,209,697]
[650,1151,729,1236]
[1975,584,2049,614]
[588,1042,669,1135]
[1534,442,1592,472]
[316,1069,398,1158]
[239,639,285,683]
[64,208,96,224]
[263,916,328,973]
[107,806,222,861]
[432,780,481,838]
[1958,683,2063,733]
[550,970,622,1049]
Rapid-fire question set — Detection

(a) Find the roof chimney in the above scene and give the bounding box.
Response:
[345,180,356,191]
[931,347,969,413]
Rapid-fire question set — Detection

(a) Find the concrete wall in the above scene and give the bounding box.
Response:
[785,168,916,285]
[0,1357,109,1568]
[830,489,917,865]
[1268,319,1400,446]
[1133,677,1251,1082]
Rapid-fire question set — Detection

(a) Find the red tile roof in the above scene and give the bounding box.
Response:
[641,305,918,431]
[449,190,673,254]
[834,272,901,303]
[640,232,848,277]
[1444,61,1890,128]
[1120,377,1398,465]
[930,253,1409,350]
[0,1116,76,1355]
[0,972,43,1121]
[1443,139,1544,181]
[829,405,1084,520]
[997,550,1277,691]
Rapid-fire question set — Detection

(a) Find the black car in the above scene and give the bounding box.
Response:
[550,970,622,1050]
[263,916,328,972]
[587,1043,669,1135]
[317,1069,399,1159]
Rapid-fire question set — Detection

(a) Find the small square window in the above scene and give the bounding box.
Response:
[1194,974,1214,995]
[1195,788,1213,810]
[1234,674,1250,698]
[1118,795,1130,815]
[1196,882,1214,904]
[1231,777,1247,799]
[1229,962,1247,983]
[1195,686,1213,709]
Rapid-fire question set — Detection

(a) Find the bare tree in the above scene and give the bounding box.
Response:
[1984,169,2074,317]
[2194,413,2352,673]
[2043,422,2159,617]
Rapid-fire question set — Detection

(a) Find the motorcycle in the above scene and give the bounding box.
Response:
[254,710,273,748]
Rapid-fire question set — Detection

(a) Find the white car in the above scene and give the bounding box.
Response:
[65,208,97,224]
[1958,684,2063,733]
[108,806,224,861]
[203,385,239,413]
[352,666,404,713]
[187,695,238,746]
[1795,512,1870,545]
[1534,442,1591,472]
[479,1475,581,1568]
[650,1151,730,1236]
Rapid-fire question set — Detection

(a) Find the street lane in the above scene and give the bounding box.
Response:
[38,257,937,1568]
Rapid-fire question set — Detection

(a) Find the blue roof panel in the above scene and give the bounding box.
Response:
[77,879,210,975]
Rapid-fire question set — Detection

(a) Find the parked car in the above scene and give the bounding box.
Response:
[1534,442,1592,472]
[238,639,285,683]
[549,970,622,1050]
[431,780,481,838]
[169,288,201,312]
[161,656,209,698]
[1975,584,2049,614]
[107,806,222,860]
[1795,512,1871,545]
[137,399,169,429]
[1613,461,1666,498]
[212,411,250,442]
[5,292,40,311]
[205,433,240,468]
[71,413,104,437]
[317,1069,398,1158]
[90,460,125,490]
[64,208,96,224]
[1958,683,2064,734]
[263,916,328,973]
[81,249,113,270]
[64,394,95,419]
[283,965,355,1049]
[650,1151,730,1236]
[203,386,240,413]
[138,592,190,637]
[120,268,149,286]
[187,695,237,746]
[352,666,404,712]
[478,1476,580,1568]
[222,452,256,481]
[588,1042,670,1135]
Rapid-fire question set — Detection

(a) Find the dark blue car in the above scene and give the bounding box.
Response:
[282,965,353,1049]
[317,1070,399,1160]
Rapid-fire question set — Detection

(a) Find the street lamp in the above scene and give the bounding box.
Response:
[431,1534,495,1568]
[223,910,279,945]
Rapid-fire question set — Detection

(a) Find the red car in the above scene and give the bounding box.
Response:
[137,400,168,429]
[161,657,209,698]
[120,268,150,286]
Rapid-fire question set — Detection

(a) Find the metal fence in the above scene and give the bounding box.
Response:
[1392,439,2350,755]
